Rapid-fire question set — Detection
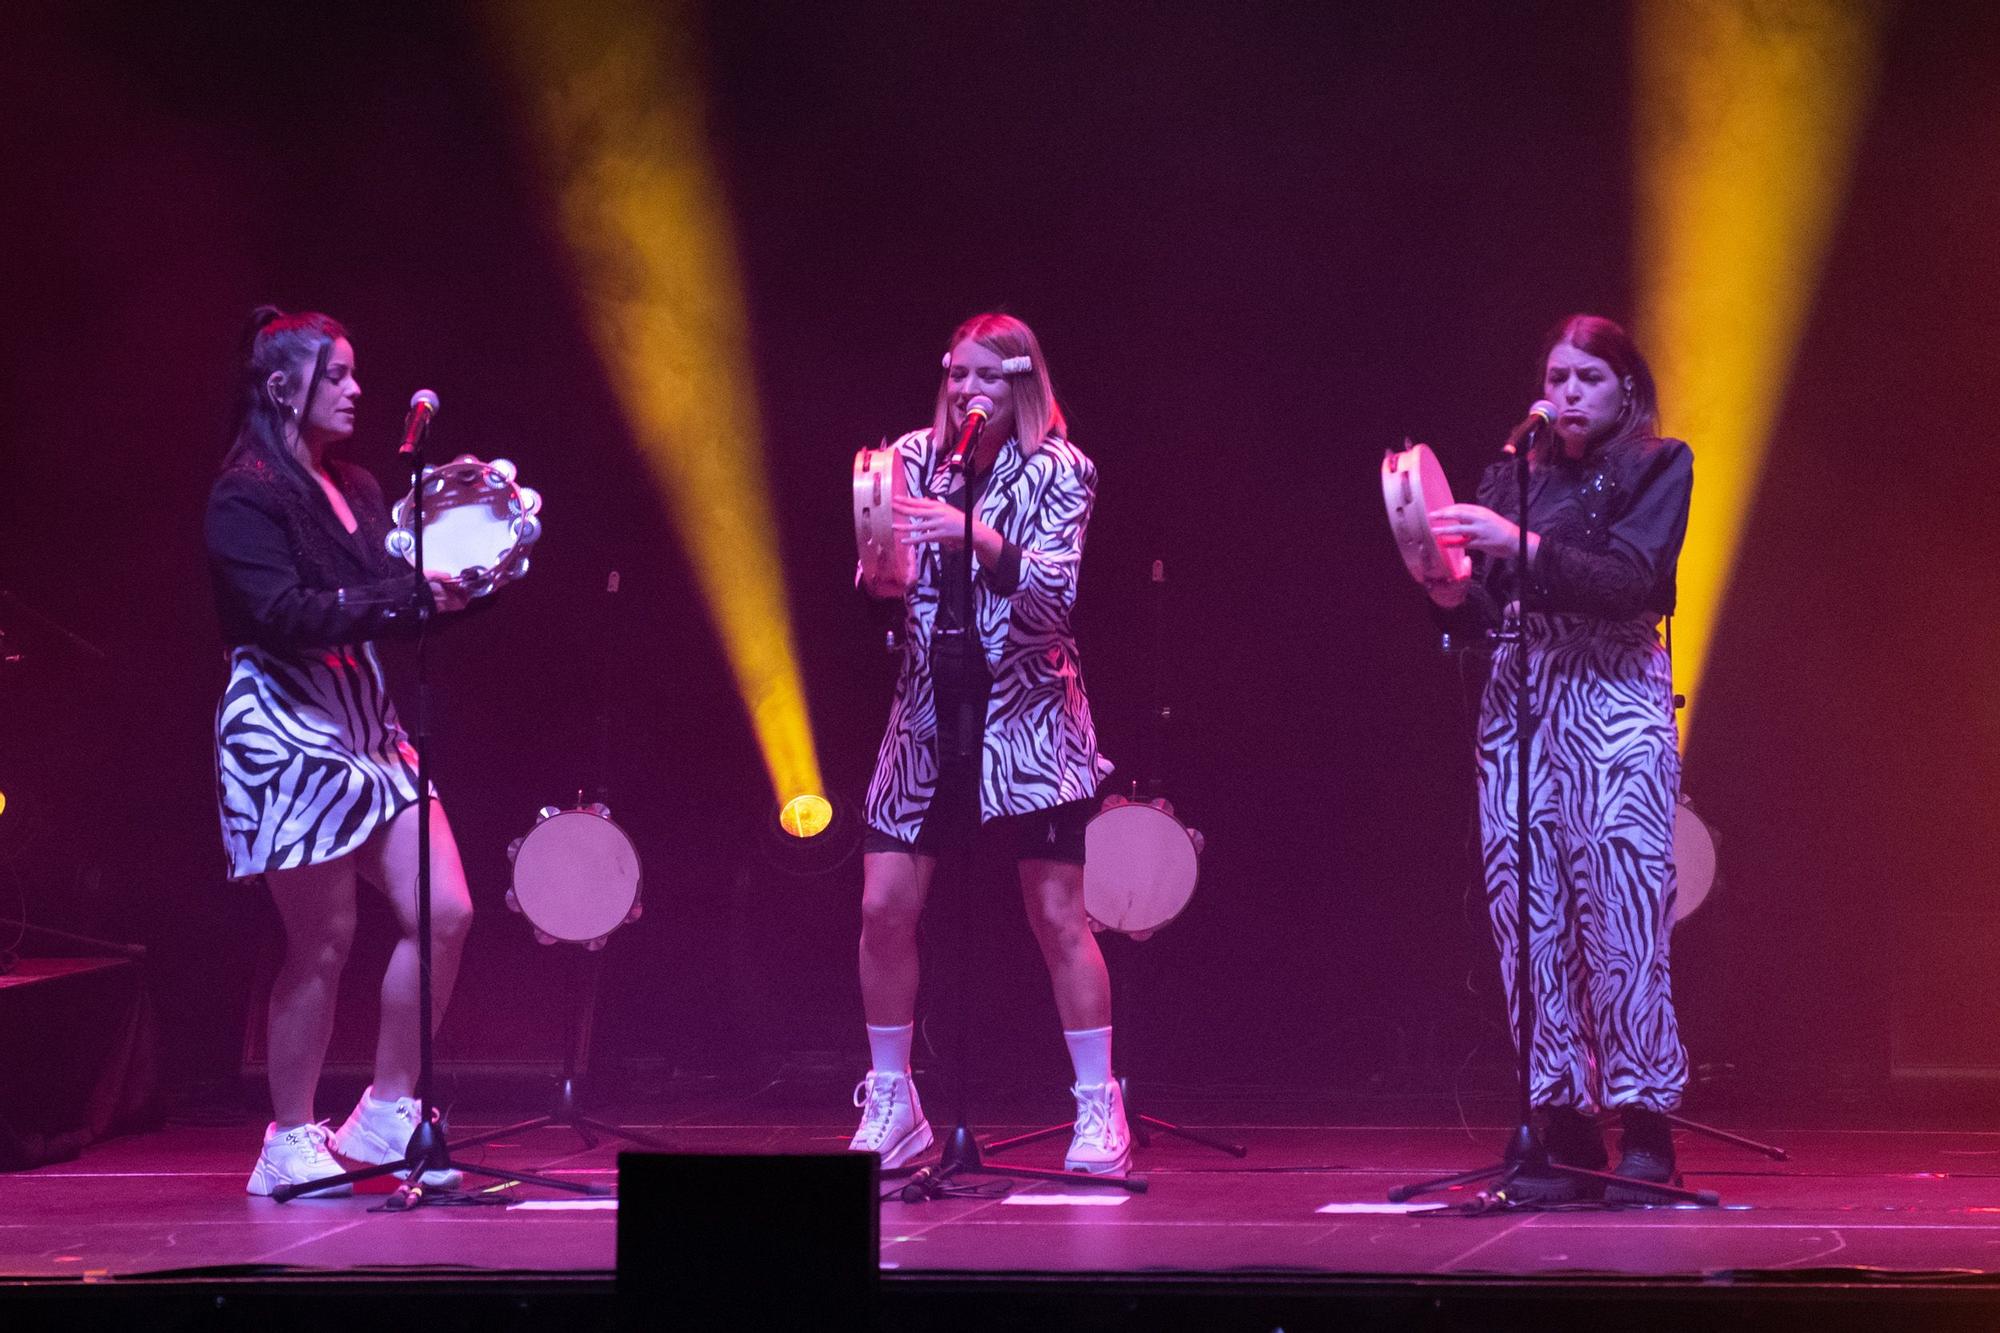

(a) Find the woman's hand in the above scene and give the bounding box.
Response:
[1430,504,1536,560]
[893,496,1005,570]
[424,571,474,614]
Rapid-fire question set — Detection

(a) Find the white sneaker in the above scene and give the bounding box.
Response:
[331,1086,463,1189]
[1064,1081,1133,1177]
[849,1070,933,1169]
[247,1121,352,1197]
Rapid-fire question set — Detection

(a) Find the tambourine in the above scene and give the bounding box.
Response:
[1083,796,1205,941]
[386,454,542,596]
[1382,440,1470,587]
[505,804,642,950]
[853,443,913,598]
[1671,795,1718,924]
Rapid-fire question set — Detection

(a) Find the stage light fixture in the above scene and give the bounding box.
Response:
[778,793,834,840]
[486,0,824,810]
[1635,0,1880,742]
[759,791,860,876]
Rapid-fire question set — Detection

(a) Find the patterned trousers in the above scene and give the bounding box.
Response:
[1478,613,1689,1112]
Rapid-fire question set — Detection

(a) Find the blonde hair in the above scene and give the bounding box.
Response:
[929,313,1066,455]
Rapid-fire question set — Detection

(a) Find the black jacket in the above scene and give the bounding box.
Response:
[205,454,430,652]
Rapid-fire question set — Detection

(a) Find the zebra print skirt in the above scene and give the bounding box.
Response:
[1477,612,1689,1112]
[214,642,421,881]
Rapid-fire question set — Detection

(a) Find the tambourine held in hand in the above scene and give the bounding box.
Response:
[1382,440,1470,587]
[386,454,543,596]
[853,442,913,598]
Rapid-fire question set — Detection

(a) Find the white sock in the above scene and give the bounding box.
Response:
[1063,1025,1113,1088]
[866,1022,914,1075]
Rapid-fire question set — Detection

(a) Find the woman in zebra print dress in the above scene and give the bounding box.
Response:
[206,308,475,1196]
[848,314,1129,1177]
[1427,315,1694,1202]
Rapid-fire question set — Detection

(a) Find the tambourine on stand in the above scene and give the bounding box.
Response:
[507,800,644,950]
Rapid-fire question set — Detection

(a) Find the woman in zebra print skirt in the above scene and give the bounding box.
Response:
[1426,315,1694,1203]
[206,308,475,1197]
[848,314,1130,1178]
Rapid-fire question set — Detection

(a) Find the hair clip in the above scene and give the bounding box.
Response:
[1000,355,1033,375]
[941,353,952,369]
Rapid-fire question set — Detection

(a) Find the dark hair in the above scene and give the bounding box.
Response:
[1534,313,1659,461]
[221,305,349,487]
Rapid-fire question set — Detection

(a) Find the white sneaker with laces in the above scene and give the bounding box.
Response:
[849,1070,933,1169]
[1064,1080,1133,1177]
[247,1120,352,1197]
[331,1086,463,1189]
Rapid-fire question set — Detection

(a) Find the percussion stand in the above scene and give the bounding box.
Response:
[986,560,1244,1165]
[905,434,1142,1201]
[1390,426,1716,1210]
[276,406,597,1204]
[452,574,673,1163]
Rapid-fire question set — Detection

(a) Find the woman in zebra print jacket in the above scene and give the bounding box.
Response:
[848,314,1130,1178]
[1427,314,1694,1203]
[206,308,475,1198]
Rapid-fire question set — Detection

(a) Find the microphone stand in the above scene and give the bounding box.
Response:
[275,412,596,1204]
[1390,424,1715,1210]
[907,429,1142,1200]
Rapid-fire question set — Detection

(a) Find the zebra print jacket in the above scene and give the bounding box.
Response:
[864,429,1114,839]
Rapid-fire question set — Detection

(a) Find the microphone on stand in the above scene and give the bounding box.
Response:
[945,396,994,471]
[1500,399,1557,456]
[400,389,440,456]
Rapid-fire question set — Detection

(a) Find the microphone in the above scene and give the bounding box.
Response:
[945,396,994,471]
[399,389,440,456]
[1501,399,1556,455]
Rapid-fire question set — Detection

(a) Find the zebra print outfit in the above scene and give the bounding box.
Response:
[216,642,420,880]
[207,454,431,882]
[1444,435,1696,1114]
[864,428,1111,841]
[1478,612,1688,1111]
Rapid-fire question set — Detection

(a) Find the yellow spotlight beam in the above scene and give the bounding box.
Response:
[486,0,822,806]
[1635,0,1880,742]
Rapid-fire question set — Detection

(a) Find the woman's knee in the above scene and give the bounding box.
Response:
[289,910,356,976]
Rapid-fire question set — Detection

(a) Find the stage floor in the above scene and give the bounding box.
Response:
[7,1101,2000,1286]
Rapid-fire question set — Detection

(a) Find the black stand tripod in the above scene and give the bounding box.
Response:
[902,423,1142,1201]
[454,572,671,1166]
[1391,421,1717,1210]
[986,558,1244,1165]
[276,401,595,1204]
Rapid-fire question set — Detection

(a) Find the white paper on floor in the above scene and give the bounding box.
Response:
[1001,1192,1132,1206]
[510,1199,620,1210]
[1315,1201,1438,1214]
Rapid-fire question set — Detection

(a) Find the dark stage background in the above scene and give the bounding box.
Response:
[3,1,1996,1118]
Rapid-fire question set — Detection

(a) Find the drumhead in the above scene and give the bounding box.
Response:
[1672,797,1717,924]
[1083,802,1200,935]
[422,482,518,574]
[511,810,642,943]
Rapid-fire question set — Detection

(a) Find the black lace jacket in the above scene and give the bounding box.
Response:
[206,455,429,651]
[1448,435,1693,628]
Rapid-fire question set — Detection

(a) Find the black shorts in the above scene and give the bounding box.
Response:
[863,797,1095,866]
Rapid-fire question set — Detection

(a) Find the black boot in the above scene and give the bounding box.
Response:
[1504,1107,1607,1204]
[1604,1106,1679,1204]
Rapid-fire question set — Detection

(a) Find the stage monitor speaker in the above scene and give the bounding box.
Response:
[616,1151,877,1326]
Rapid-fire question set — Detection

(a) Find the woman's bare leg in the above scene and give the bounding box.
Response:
[356,797,475,1100]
